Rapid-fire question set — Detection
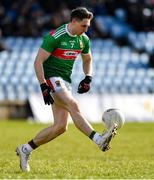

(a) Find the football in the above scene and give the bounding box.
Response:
[102,108,125,129]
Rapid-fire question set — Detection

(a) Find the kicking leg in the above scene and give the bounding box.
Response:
[53,89,94,136]
[53,89,117,152]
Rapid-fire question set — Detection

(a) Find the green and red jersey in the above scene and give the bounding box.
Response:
[41,24,91,83]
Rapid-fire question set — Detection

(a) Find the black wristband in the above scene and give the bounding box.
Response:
[84,75,92,83]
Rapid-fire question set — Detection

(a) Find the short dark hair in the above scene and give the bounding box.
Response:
[71,7,93,21]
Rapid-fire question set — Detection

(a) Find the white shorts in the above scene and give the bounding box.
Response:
[46,77,71,93]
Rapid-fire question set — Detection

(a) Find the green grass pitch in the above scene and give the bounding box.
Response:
[0,120,154,179]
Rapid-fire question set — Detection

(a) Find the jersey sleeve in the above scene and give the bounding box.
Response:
[41,33,57,53]
[81,35,91,54]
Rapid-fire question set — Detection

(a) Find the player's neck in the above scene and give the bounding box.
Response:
[67,23,76,36]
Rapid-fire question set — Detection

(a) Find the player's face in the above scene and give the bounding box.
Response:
[73,18,91,35]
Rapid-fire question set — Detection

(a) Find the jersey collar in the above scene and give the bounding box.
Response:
[66,24,77,37]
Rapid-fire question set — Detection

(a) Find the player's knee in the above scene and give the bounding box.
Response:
[68,99,80,112]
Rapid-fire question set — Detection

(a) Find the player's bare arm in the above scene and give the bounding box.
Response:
[34,48,50,84]
[34,48,54,105]
[81,52,93,76]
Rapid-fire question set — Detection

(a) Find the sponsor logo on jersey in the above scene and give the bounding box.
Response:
[63,51,79,57]
[51,48,82,60]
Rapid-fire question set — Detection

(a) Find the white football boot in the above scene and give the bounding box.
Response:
[16,145,31,172]
[98,123,118,152]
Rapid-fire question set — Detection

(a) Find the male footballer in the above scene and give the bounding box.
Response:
[16,7,117,172]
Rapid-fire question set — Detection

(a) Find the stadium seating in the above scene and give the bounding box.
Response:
[0,36,154,101]
[128,32,154,54]
[95,15,133,38]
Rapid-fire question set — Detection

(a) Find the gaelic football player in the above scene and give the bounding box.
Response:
[16,7,117,172]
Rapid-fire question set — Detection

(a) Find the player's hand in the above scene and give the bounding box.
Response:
[40,83,54,105]
[77,75,92,94]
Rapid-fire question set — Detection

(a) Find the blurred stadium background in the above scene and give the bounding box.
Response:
[0,0,154,123]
